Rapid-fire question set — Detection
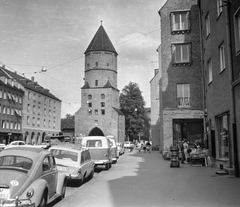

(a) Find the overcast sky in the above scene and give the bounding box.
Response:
[0,0,166,117]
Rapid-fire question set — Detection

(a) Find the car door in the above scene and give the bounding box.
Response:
[41,156,55,198]
[80,151,87,179]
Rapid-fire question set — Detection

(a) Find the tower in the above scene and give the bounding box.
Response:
[75,24,125,143]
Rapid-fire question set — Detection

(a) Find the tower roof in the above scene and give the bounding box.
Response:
[84,25,118,55]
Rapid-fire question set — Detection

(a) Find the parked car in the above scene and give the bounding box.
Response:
[116,142,125,156]
[0,144,5,152]
[81,136,112,170]
[0,147,67,207]
[123,141,134,149]
[4,140,26,149]
[49,143,95,186]
[108,138,118,164]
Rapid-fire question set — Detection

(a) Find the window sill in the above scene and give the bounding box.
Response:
[171,30,190,35]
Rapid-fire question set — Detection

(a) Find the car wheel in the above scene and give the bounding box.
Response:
[105,163,109,170]
[89,169,94,180]
[38,192,47,207]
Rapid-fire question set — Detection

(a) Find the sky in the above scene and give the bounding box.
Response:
[0,0,167,118]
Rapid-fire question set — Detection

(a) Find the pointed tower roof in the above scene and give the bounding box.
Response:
[84,25,118,55]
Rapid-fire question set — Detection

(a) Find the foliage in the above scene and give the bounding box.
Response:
[119,82,150,141]
[61,114,75,129]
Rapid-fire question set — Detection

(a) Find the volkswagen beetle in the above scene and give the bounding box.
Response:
[0,147,68,207]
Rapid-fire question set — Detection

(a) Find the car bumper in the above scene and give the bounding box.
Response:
[0,199,35,207]
[94,160,110,165]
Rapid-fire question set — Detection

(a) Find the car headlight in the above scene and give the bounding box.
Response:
[26,188,34,198]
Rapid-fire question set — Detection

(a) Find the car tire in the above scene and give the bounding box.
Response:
[76,178,83,186]
[105,163,109,170]
[38,191,47,207]
[89,169,94,180]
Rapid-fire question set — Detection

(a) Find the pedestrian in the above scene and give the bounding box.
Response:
[137,142,142,153]
[183,139,190,163]
[142,142,146,153]
[180,140,185,164]
[146,141,151,153]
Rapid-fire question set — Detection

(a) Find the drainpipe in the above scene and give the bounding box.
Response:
[224,0,239,177]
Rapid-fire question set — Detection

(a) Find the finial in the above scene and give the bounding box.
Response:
[100,20,103,26]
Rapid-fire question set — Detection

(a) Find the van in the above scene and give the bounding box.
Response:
[81,136,112,170]
[108,138,118,163]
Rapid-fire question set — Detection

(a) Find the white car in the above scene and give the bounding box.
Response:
[123,141,134,149]
[4,140,26,149]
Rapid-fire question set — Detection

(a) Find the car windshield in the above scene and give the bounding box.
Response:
[0,156,32,170]
[51,149,78,162]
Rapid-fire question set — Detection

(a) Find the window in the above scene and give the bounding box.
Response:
[101,109,105,115]
[107,63,109,67]
[95,80,98,86]
[28,92,31,100]
[49,110,51,117]
[0,90,2,98]
[33,105,36,114]
[0,105,1,113]
[101,102,105,107]
[207,59,213,83]
[88,94,92,100]
[7,107,10,115]
[48,120,51,128]
[219,43,226,72]
[101,94,105,99]
[32,117,35,126]
[27,104,30,112]
[234,8,240,54]
[3,92,6,99]
[177,84,190,108]
[218,114,229,158]
[95,62,98,67]
[217,0,223,17]
[2,121,5,129]
[11,108,14,115]
[205,13,210,37]
[38,107,41,115]
[19,97,22,104]
[38,95,41,104]
[88,109,92,115]
[172,43,191,64]
[171,11,190,33]
[44,108,47,116]
[43,119,46,127]
[88,102,92,107]
[94,109,98,115]
[37,118,40,127]
[27,116,30,125]
[87,63,90,67]
[44,98,47,105]
[3,106,6,114]
[33,93,36,102]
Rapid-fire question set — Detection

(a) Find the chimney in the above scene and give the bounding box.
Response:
[31,76,35,82]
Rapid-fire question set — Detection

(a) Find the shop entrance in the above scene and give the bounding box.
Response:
[173,119,204,146]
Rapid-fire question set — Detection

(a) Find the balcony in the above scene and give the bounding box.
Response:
[178,97,190,108]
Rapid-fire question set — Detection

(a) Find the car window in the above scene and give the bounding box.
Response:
[43,157,51,171]
[19,142,25,145]
[86,140,102,147]
[0,156,32,170]
[51,149,78,162]
[81,152,85,164]
[12,142,18,145]
[86,150,91,160]
[49,156,56,168]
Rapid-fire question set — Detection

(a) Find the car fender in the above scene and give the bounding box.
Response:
[56,172,67,195]
[19,178,48,206]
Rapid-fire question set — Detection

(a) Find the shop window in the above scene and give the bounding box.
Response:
[177,84,190,108]
[172,43,191,65]
[170,11,190,34]
[218,114,229,158]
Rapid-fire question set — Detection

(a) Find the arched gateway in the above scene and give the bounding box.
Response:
[88,127,104,136]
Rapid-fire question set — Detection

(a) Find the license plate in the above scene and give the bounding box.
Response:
[0,188,10,199]
[57,166,67,171]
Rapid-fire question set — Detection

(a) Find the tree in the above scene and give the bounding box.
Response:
[61,114,75,130]
[119,82,150,142]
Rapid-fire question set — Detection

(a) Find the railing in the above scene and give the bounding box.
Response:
[178,97,190,108]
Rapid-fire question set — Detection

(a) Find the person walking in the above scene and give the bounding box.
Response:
[180,140,185,164]
[183,139,190,163]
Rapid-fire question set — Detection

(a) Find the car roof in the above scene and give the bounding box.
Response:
[1,147,49,160]
[83,136,108,140]
[49,142,85,152]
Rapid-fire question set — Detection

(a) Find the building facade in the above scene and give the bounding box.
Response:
[198,0,240,175]
[0,68,24,144]
[158,0,204,152]
[75,25,125,143]
[1,67,62,144]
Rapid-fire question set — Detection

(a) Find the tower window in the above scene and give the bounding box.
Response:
[107,63,109,66]
[101,102,105,107]
[88,94,92,100]
[101,94,105,99]
[95,80,98,86]
[95,109,98,115]
[95,62,98,67]
[87,63,90,67]
[88,102,92,107]
[88,109,92,115]
[101,109,105,115]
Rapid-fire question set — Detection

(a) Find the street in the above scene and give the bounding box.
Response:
[54,150,240,207]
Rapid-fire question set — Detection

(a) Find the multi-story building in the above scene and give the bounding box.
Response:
[198,0,240,175]
[75,25,125,143]
[0,68,24,144]
[158,0,204,152]
[1,66,62,144]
